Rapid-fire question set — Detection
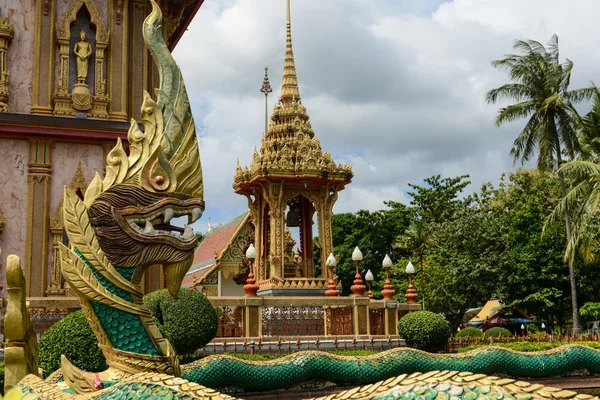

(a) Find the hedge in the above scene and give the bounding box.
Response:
[483,327,513,338]
[38,311,107,378]
[397,311,450,353]
[455,327,483,338]
[458,341,600,353]
[143,288,218,355]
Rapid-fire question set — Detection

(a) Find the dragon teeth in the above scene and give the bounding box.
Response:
[164,207,175,223]
[189,207,203,224]
[182,225,194,240]
[144,220,155,234]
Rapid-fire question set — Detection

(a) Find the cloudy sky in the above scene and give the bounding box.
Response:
[173,0,600,231]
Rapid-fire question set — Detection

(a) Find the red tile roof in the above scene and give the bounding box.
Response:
[183,213,248,286]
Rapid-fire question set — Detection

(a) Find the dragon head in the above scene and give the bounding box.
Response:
[87,184,203,296]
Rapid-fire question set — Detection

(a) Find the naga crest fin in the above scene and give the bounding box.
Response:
[85,0,203,203]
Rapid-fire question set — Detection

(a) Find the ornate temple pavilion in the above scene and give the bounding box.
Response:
[0,0,204,301]
[232,0,353,295]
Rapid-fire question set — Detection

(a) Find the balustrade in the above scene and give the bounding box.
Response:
[207,296,418,340]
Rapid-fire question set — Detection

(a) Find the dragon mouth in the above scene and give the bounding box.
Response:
[115,200,204,248]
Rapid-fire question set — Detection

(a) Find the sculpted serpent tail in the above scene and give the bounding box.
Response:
[3,1,599,399]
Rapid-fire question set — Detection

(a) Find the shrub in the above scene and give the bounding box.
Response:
[143,288,218,354]
[0,362,4,395]
[483,327,513,338]
[455,327,483,338]
[38,311,107,378]
[457,341,600,353]
[397,311,450,353]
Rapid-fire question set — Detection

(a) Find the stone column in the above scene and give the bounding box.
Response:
[108,0,128,120]
[352,297,370,336]
[128,0,151,120]
[25,138,53,297]
[243,298,262,338]
[31,0,56,115]
[384,301,399,336]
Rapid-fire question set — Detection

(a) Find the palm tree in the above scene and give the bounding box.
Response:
[577,86,600,160]
[546,88,600,267]
[486,34,594,333]
[396,219,434,310]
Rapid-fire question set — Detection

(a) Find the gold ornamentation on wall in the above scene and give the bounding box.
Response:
[47,162,89,296]
[0,14,14,112]
[54,0,110,118]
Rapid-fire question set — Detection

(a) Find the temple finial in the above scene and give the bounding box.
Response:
[279,0,300,106]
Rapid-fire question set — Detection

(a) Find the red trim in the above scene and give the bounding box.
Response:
[168,0,205,51]
[0,124,128,141]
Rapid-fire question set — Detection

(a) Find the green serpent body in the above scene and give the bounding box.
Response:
[180,345,600,390]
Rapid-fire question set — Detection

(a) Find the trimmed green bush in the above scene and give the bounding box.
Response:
[483,327,513,338]
[455,327,483,338]
[143,288,218,354]
[457,341,600,353]
[397,311,450,353]
[38,311,107,378]
[0,362,4,395]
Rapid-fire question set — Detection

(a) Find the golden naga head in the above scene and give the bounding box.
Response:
[63,0,204,297]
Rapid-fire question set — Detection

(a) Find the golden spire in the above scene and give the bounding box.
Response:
[279,0,300,106]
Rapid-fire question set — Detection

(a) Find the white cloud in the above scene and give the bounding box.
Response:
[175,0,600,229]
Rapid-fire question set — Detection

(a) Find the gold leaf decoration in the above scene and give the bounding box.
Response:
[103,139,129,190]
[83,172,103,208]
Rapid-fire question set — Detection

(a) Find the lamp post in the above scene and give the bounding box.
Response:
[243,244,259,296]
[404,261,418,304]
[365,269,374,299]
[521,324,525,337]
[325,253,339,297]
[381,254,396,300]
[541,322,546,332]
[350,247,366,297]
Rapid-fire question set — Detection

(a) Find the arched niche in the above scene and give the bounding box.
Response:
[54,0,109,118]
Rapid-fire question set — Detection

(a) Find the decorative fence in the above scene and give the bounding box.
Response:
[446,332,600,353]
[261,306,324,337]
[209,296,420,339]
[198,336,406,356]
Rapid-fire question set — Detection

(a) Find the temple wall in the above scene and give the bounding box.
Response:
[221,275,244,297]
[49,142,104,215]
[0,138,29,296]
[1,2,35,113]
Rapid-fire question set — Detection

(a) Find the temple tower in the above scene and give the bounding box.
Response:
[233,0,353,295]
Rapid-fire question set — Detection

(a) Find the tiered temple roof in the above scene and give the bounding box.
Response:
[233,0,353,192]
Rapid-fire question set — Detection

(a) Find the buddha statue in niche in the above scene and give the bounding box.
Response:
[73,29,92,84]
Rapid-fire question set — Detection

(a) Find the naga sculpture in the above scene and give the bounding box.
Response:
[3,1,599,399]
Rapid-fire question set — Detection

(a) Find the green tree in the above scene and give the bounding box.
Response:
[495,170,570,327]
[407,175,471,223]
[486,34,593,332]
[331,202,411,295]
